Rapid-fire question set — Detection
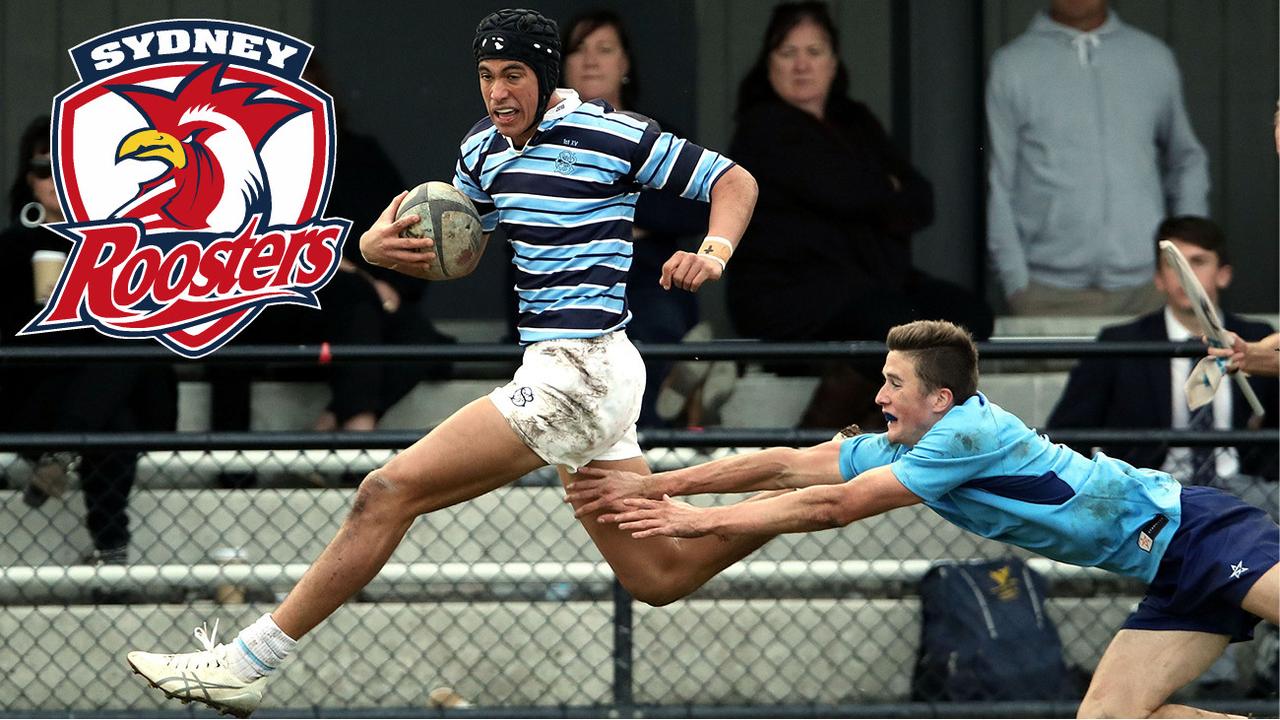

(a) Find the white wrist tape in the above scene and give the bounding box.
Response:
[698,236,733,270]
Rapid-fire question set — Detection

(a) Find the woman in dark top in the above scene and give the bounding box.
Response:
[0,116,176,565]
[727,1,992,428]
[561,9,714,427]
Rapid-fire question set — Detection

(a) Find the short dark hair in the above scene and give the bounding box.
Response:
[8,116,50,223]
[886,320,979,402]
[1155,215,1228,266]
[735,1,850,117]
[562,9,638,109]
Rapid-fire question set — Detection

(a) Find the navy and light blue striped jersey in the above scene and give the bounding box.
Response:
[838,393,1184,582]
[453,89,735,344]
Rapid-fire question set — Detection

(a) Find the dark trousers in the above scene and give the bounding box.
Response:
[79,450,137,551]
[60,363,169,551]
[7,359,173,551]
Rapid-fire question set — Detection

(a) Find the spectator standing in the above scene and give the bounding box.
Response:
[728,1,992,428]
[986,0,1210,315]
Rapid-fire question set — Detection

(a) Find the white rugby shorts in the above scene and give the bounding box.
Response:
[488,330,644,472]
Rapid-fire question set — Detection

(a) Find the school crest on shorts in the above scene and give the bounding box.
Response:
[24,19,350,358]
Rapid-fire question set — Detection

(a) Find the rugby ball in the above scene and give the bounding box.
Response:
[396,181,486,281]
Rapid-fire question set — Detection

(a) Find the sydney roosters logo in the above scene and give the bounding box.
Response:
[24,20,350,358]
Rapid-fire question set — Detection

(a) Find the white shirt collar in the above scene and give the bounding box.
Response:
[542,88,582,122]
[498,89,583,152]
[1164,306,1194,341]
[1163,304,1223,342]
[501,89,582,152]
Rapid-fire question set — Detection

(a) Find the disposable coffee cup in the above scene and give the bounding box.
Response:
[32,250,67,305]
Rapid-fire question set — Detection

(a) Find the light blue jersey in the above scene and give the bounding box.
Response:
[839,393,1183,582]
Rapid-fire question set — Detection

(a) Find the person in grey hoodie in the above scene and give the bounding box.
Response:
[986,0,1209,316]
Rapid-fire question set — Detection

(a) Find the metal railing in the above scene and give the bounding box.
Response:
[0,339,1218,365]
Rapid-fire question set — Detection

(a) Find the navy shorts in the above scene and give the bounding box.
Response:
[1123,486,1279,642]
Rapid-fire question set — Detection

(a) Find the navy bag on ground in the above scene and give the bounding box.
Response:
[911,556,1073,701]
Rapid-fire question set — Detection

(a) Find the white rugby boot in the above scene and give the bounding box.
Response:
[127,621,269,718]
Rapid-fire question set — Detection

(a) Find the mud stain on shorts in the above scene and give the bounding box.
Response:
[507,338,621,461]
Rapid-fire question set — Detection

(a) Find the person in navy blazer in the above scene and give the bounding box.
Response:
[1048,216,1278,483]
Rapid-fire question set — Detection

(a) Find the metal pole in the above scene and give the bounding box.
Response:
[612,578,634,709]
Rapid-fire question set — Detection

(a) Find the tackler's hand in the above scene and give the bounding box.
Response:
[565,467,657,518]
[360,191,437,275]
[606,496,714,539]
[660,250,722,292]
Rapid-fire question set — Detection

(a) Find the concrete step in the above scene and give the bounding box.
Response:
[718,371,819,428]
[0,556,1135,606]
[992,313,1278,339]
[178,378,502,433]
[178,368,1066,439]
[435,319,507,343]
[56,312,1280,434]
[0,596,1140,711]
[978,372,1069,429]
[993,315,1123,339]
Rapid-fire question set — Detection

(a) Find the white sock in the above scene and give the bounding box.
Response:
[227,613,297,681]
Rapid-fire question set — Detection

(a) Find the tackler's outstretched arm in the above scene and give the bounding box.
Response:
[603,464,922,540]
[566,440,847,518]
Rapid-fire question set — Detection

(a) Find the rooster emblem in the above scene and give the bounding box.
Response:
[108,62,306,233]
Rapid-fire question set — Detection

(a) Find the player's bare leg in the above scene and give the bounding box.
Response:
[1077,629,1235,718]
[562,457,772,606]
[1078,563,1278,718]
[127,397,546,715]
[273,397,546,636]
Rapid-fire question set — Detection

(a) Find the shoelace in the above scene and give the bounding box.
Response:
[167,619,229,671]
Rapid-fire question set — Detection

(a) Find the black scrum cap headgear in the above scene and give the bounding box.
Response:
[474,9,561,135]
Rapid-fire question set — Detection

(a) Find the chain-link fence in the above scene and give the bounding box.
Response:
[0,343,1276,717]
